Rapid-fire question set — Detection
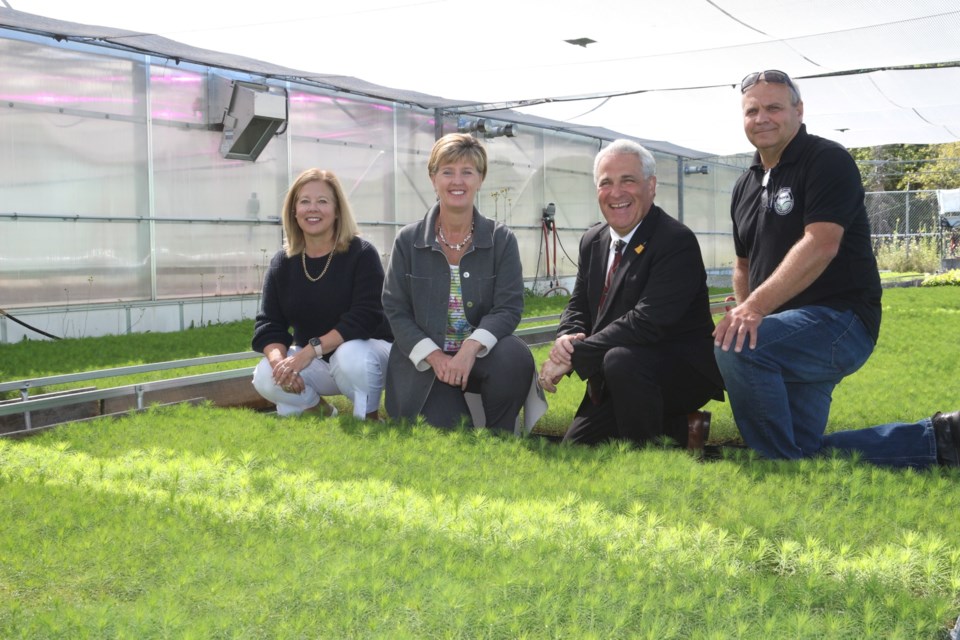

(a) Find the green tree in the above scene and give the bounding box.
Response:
[899,141,960,190]
[851,144,929,192]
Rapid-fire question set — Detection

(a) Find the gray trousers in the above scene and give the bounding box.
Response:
[420,335,536,433]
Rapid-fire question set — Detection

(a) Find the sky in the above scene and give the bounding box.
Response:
[5,0,764,155]
[9,0,620,101]
[7,0,960,156]
[0,0,756,151]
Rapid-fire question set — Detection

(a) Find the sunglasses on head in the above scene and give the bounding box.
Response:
[740,70,797,94]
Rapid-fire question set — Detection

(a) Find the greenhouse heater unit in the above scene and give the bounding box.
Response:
[218,81,286,161]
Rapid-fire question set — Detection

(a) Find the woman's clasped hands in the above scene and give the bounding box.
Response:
[425,344,479,391]
[272,354,308,394]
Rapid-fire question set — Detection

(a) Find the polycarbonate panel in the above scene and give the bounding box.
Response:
[680,165,736,233]
[286,88,402,230]
[149,64,205,125]
[394,110,442,225]
[354,225,395,266]
[0,38,140,117]
[152,123,288,220]
[538,131,602,280]
[685,162,740,271]
[696,233,737,274]
[478,127,546,282]
[650,151,679,217]
[289,90,394,142]
[481,133,541,230]
[154,223,283,299]
[680,183,718,231]
[0,219,150,308]
[0,110,147,217]
[543,132,600,231]
[288,138,391,226]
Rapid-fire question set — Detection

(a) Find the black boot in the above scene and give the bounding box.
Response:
[932,411,960,467]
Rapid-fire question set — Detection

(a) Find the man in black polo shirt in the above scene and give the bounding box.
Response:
[713,69,959,468]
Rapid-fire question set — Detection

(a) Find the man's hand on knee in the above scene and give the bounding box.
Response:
[550,333,584,366]
[714,304,763,353]
[539,359,568,393]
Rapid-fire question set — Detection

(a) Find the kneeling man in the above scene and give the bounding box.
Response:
[540,139,724,448]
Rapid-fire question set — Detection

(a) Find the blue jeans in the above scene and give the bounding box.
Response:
[715,306,937,468]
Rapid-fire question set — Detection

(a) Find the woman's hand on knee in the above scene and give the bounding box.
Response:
[447,350,477,391]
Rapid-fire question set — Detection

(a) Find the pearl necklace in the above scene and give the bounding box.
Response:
[302,249,333,282]
[437,220,475,252]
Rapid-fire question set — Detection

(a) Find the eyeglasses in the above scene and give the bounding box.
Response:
[741,69,797,94]
[760,168,772,212]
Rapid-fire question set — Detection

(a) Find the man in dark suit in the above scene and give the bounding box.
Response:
[539,139,723,448]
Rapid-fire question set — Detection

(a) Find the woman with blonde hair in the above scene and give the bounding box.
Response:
[382,134,545,432]
[252,168,392,419]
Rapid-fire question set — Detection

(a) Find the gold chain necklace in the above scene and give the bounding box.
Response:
[302,249,334,282]
[437,220,475,252]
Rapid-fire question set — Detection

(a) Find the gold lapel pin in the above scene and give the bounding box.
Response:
[634,244,646,255]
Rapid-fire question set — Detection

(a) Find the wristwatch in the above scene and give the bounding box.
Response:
[308,337,323,359]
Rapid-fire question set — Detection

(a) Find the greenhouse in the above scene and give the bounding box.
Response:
[0,10,749,343]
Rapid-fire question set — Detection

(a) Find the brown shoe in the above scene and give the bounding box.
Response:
[687,410,711,451]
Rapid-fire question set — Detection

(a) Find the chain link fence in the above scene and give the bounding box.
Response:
[865,190,960,272]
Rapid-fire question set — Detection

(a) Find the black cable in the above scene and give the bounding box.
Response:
[554,228,579,268]
[531,223,545,294]
[531,222,580,297]
[0,308,62,340]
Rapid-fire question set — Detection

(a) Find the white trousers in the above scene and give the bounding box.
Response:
[252,339,391,418]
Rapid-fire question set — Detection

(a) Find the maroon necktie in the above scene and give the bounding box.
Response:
[588,239,625,405]
[598,239,625,312]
